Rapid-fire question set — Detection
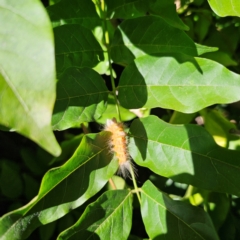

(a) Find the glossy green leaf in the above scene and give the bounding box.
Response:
[118,53,240,113]
[0,132,118,240]
[54,24,103,74]
[207,0,240,17]
[110,16,217,65]
[105,0,150,19]
[47,0,100,29]
[57,190,133,240]
[141,180,219,240]
[52,67,108,130]
[149,0,189,30]
[129,116,240,196]
[0,0,61,156]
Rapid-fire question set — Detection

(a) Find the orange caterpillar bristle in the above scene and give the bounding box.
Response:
[104,118,134,178]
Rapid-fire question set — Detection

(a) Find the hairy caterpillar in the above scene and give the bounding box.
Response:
[104,118,135,178]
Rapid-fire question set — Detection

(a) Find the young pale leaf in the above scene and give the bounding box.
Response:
[118,53,240,113]
[0,0,60,156]
[57,190,133,240]
[200,109,237,147]
[105,0,150,19]
[207,0,240,17]
[110,16,217,65]
[129,116,240,196]
[54,24,103,74]
[47,0,100,29]
[0,132,118,240]
[141,180,219,240]
[52,67,108,130]
[149,0,189,30]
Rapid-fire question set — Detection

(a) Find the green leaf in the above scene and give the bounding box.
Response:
[96,94,136,124]
[54,24,103,74]
[0,132,118,240]
[110,16,217,65]
[52,67,108,130]
[58,214,76,237]
[194,12,212,42]
[169,111,197,124]
[47,0,100,29]
[49,0,60,5]
[203,26,239,56]
[57,190,133,240]
[0,0,61,156]
[218,213,238,239]
[207,0,240,17]
[129,116,240,196]
[202,51,238,67]
[208,192,230,230]
[92,23,116,76]
[105,0,150,19]
[118,53,240,113]
[200,109,237,147]
[39,221,56,240]
[149,0,189,31]
[141,180,219,240]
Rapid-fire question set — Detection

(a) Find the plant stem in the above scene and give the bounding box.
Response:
[109,178,117,190]
[100,0,121,121]
[129,164,141,204]
[99,0,140,203]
